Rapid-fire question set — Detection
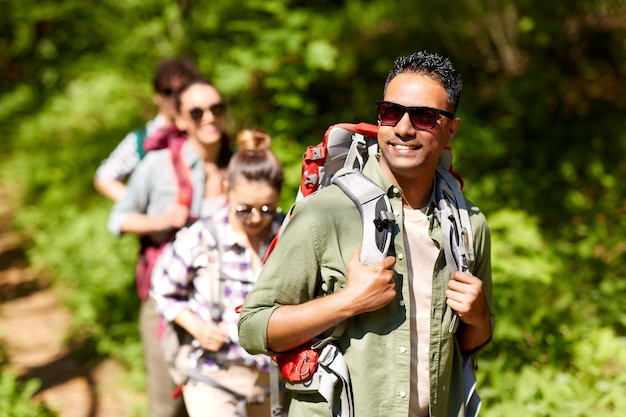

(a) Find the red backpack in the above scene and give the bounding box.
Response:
[135,128,193,300]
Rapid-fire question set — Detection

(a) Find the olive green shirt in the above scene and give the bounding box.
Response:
[239,156,494,417]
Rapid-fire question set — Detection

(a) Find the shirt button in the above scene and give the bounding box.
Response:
[394,210,400,217]
[397,253,404,260]
[399,346,407,353]
[392,187,400,195]
[399,391,407,398]
[399,300,406,306]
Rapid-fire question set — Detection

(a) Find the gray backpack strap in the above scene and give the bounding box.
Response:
[463,355,481,417]
[434,165,474,334]
[436,166,474,274]
[269,361,283,416]
[434,166,481,417]
[195,217,224,322]
[331,168,396,266]
[311,164,396,350]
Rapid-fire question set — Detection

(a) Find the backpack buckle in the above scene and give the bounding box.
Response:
[304,172,319,187]
[304,146,326,161]
[374,211,395,232]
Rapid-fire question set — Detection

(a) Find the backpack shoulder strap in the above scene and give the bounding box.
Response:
[310,168,396,351]
[331,168,395,265]
[169,142,194,212]
[134,128,148,160]
[434,166,482,416]
[435,166,474,275]
[195,217,223,322]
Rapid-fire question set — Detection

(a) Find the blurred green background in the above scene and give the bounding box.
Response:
[1,0,625,416]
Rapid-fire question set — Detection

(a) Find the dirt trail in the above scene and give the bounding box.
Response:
[0,183,142,417]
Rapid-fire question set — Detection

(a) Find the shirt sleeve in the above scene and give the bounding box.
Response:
[95,131,141,181]
[150,230,196,322]
[106,152,155,236]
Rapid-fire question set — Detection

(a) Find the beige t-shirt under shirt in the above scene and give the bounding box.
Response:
[403,207,440,417]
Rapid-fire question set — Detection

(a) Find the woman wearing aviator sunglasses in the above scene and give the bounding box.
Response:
[151,129,284,417]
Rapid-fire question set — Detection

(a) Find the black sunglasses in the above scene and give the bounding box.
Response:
[159,87,176,97]
[375,100,454,130]
[189,103,226,122]
[235,204,277,220]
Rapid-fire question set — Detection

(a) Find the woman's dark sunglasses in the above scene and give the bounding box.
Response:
[189,103,226,122]
[375,100,454,130]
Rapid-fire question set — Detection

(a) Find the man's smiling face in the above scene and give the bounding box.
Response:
[377,72,460,185]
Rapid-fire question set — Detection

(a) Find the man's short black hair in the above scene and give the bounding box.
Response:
[384,51,463,112]
[153,57,201,93]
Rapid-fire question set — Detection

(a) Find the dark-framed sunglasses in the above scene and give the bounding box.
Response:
[160,88,175,97]
[375,100,454,131]
[189,103,226,122]
[235,204,277,220]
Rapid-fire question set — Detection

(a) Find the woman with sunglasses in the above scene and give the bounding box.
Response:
[108,77,233,417]
[150,129,284,417]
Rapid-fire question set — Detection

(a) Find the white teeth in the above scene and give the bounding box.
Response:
[394,144,416,150]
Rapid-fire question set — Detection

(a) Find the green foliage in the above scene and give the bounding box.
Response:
[1,0,626,414]
[0,340,56,416]
[479,328,626,417]
[486,209,570,370]
[0,368,57,417]
[25,203,144,365]
[489,209,556,284]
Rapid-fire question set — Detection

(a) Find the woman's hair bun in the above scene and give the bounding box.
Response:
[236,129,271,152]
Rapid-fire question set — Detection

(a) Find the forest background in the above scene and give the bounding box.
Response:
[0,0,625,416]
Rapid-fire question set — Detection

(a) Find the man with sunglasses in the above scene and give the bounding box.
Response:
[239,51,494,417]
[94,57,200,201]
[108,77,233,417]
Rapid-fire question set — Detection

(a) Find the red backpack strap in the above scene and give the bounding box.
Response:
[135,141,194,300]
[143,125,183,153]
[169,141,194,211]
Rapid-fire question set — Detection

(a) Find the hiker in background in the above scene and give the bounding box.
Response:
[107,77,233,417]
[94,57,200,201]
[239,51,494,417]
[151,129,284,417]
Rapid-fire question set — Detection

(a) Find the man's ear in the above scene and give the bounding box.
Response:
[445,117,461,147]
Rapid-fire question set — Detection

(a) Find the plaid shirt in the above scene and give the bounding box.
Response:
[151,205,282,371]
